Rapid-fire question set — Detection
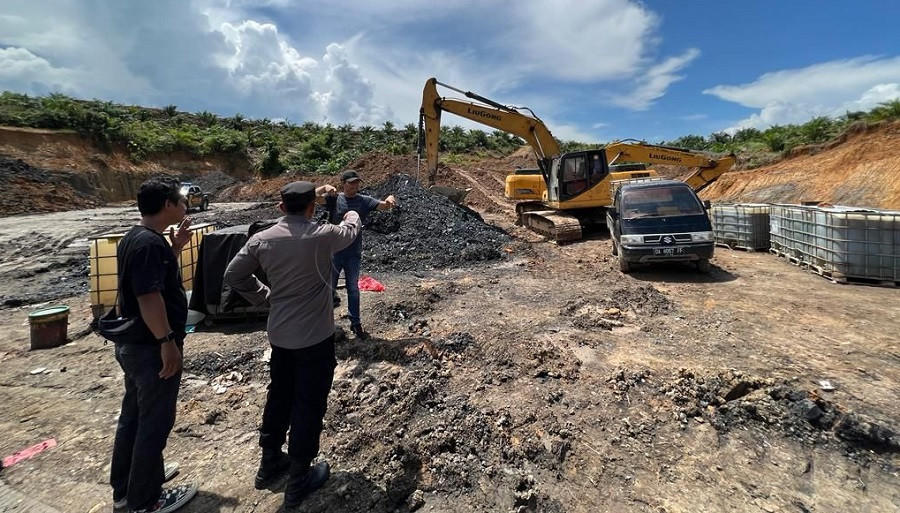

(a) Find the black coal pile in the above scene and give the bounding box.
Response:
[207,202,282,229]
[187,171,240,200]
[196,174,509,273]
[184,346,269,381]
[622,368,900,457]
[0,157,101,215]
[360,174,509,272]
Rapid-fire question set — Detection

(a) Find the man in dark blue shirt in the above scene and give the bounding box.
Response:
[326,170,395,339]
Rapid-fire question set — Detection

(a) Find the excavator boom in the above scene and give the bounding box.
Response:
[606,139,736,193]
[420,78,560,185]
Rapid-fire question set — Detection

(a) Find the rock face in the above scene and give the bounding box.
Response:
[701,120,900,209]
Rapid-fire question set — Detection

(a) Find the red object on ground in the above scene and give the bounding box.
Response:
[2,438,57,468]
[358,275,385,292]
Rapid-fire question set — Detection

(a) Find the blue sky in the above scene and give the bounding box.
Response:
[1,0,898,143]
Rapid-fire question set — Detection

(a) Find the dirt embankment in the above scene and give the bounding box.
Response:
[0,126,251,214]
[701,121,900,209]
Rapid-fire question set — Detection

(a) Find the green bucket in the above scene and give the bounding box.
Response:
[28,305,70,350]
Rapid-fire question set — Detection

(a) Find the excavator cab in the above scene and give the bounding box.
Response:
[546,150,610,203]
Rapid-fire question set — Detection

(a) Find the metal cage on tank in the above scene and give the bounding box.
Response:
[710,203,771,250]
[769,204,900,283]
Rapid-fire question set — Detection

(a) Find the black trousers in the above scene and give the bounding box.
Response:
[259,336,336,464]
[110,342,182,510]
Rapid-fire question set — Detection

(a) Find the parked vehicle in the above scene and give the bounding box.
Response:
[179,182,210,212]
[606,179,714,273]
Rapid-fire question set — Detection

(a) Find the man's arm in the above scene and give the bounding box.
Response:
[330,211,362,252]
[224,241,270,306]
[376,194,396,211]
[315,184,337,205]
[136,292,181,379]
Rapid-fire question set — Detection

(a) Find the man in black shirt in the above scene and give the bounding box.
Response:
[109,177,197,513]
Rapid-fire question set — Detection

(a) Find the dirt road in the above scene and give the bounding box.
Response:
[0,202,261,307]
[0,203,898,512]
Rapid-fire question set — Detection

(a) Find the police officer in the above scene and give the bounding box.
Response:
[224,181,360,509]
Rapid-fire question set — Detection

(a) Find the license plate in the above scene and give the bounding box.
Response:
[653,247,684,255]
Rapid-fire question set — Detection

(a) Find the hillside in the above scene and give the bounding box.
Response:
[701,120,900,209]
[1,121,899,215]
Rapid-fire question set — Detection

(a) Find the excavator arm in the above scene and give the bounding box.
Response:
[419,77,561,185]
[605,139,736,192]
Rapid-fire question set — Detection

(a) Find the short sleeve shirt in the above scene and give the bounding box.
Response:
[327,193,380,255]
[117,226,188,342]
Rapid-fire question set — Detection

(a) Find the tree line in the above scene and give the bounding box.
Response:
[1,91,898,177]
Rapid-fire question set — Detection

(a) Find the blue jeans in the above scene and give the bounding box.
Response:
[332,251,361,325]
[110,342,182,510]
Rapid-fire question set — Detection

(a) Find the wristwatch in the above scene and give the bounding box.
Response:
[157,331,175,344]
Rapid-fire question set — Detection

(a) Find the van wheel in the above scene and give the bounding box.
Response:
[201,198,209,211]
[697,258,710,273]
[618,254,631,273]
[611,241,618,256]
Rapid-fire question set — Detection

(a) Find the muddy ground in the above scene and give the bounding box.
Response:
[0,189,898,513]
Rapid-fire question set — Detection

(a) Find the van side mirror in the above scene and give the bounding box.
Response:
[703,200,711,210]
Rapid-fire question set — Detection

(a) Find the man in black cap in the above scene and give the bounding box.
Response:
[326,169,395,339]
[224,181,359,509]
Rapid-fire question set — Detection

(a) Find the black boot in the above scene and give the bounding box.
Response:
[254,448,290,490]
[283,460,330,509]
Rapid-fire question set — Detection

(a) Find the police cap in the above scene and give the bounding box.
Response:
[280,181,316,210]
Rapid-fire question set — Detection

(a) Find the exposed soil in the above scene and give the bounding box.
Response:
[0,125,898,513]
[702,121,900,209]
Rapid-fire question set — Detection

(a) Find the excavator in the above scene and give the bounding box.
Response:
[506,139,737,201]
[418,77,735,242]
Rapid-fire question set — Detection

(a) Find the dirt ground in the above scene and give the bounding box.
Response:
[0,202,898,512]
[0,125,898,512]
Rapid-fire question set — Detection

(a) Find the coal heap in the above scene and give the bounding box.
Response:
[360,174,509,272]
[187,171,240,200]
[204,174,509,273]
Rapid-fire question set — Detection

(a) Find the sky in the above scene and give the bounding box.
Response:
[1,0,898,143]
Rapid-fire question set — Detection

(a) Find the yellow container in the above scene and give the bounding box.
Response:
[88,222,216,318]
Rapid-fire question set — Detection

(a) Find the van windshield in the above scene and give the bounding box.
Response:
[621,186,704,219]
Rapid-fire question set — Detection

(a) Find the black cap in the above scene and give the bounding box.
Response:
[280,181,316,210]
[340,170,361,182]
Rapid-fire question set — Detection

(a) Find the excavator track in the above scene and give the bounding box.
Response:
[520,210,583,243]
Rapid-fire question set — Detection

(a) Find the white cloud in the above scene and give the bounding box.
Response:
[506,0,660,81]
[0,0,690,133]
[706,56,900,131]
[0,47,77,94]
[607,48,700,110]
[312,43,391,125]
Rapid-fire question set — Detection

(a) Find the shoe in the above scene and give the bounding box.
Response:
[112,463,180,509]
[350,324,368,340]
[255,449,290,489]
[132,483,197,513]
[283,461,330,509]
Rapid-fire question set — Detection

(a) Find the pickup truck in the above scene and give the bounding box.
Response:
[606,179,714,273]
[179,183,210,212]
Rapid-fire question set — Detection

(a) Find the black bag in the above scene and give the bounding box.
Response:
[97,307,154,345]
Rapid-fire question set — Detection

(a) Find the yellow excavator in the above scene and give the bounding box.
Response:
[506,139,737,201]
[418,77,735,242]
